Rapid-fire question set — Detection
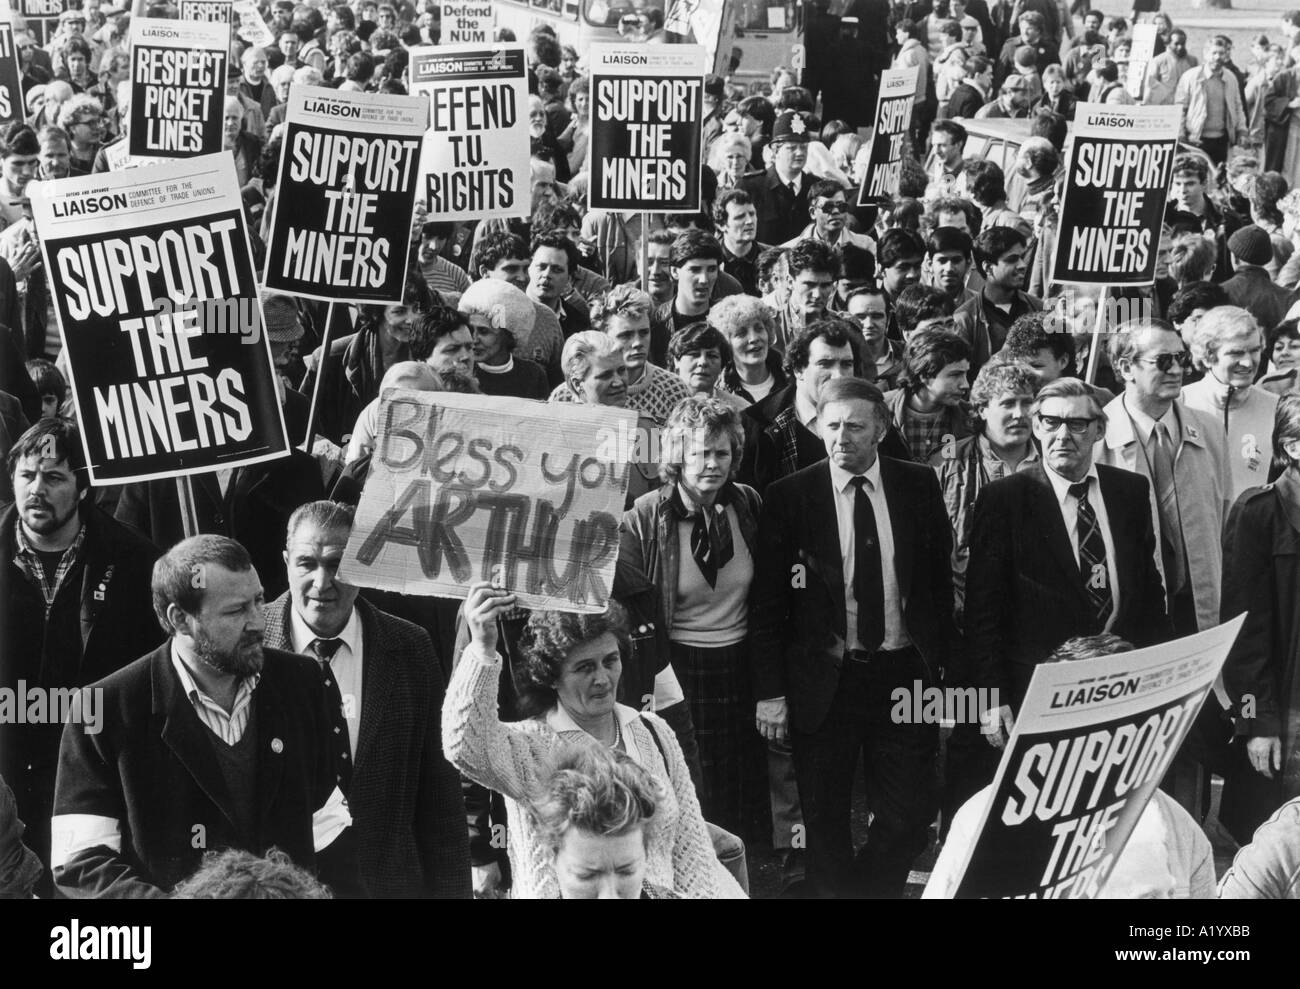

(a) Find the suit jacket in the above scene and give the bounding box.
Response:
[741,166,813,247]
[964,463,1171,706]
[749,457,956,734]
[51,644,336,897]
[261,595,471,898]
[114,390,324,599]
[1095,396,1231,633]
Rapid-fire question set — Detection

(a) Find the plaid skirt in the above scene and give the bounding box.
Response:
[671,639,768,842]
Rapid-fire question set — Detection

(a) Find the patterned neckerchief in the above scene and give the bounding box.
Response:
[13,517,86,611]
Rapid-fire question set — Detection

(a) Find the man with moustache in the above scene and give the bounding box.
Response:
[50,535,346,897]
[1,419,161,894]
[261,502,471,898]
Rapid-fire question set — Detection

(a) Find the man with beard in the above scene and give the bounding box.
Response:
[1,419,161,895]
[51,535,346,897]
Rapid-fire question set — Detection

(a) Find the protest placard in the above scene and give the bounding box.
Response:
[128,18,228,160]
[856,66,917,206]
[588,43,706,213]
[1126,23,1158,100]
[177,0,233,23]
[29,155,289,485]
[947,616,1244,899]
[1049,103,1180,286]
[339,390,636,612]
[0,2,24,127]
[103,138,140,171]
[232,0,274,46]
[439,1,493,44]
[664,0,733,75]
[411,43,528,221]
[17,0,59,46]
[262,85,425,304]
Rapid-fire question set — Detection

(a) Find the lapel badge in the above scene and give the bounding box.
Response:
[271,738,284,754]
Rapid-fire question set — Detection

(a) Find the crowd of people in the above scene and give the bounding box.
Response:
[2,0,1300,901]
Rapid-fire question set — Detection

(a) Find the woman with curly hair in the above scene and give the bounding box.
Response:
[527,744,679,899]
[617,397,766,840]
[444,581,746,898]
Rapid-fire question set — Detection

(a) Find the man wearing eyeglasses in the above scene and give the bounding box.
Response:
[965,377,1171,749]
[1095,319,1233,821]
[781,179,876,255]
[974,76,1030,119]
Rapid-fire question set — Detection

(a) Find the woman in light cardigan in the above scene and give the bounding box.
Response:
[443,582,745,899]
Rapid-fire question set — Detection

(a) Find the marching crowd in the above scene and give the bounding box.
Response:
[3,0,1300,900]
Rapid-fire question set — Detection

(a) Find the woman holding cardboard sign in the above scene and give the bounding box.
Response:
[443,581,746,899]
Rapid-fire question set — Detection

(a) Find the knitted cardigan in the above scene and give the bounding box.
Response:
[443,643,745,899]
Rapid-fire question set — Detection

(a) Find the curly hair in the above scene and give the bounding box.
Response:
[589,283,652,333]
[407,305,469,362]
[171,848,332,899]
[707,294,776,347]
[658,395,745,484]
[786,237,840,279]
[969,357,1039,412]
[526,743,662,857]
[783,318,862,377]
[516,602,633,717]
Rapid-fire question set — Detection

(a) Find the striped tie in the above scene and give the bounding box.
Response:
[1069,481,1114,631]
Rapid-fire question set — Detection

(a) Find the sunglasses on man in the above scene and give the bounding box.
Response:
[1132,351,1193,372]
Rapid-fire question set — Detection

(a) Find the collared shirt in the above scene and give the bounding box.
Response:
[828,459,908,651]
[1123,395,1179,451]
[170,640,261,746]
[13,518,86,611]
[1042,463,1121,630]
[546,702,644,766]
[290,606,364,757]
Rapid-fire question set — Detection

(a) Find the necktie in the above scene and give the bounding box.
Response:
[1069,481,1114,631]
[1149,423,1187,597]
[849,476,885,651]
[310,637,352,792]
[690,504,734,589]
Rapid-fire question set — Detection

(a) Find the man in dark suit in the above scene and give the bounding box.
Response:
[261,500,471,898]
[114,385,325,597]
[51,535,342,897]
[965,377,1171,744]
[1,419,162,894]
[741,110,814,246]
[750,376,956,897]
